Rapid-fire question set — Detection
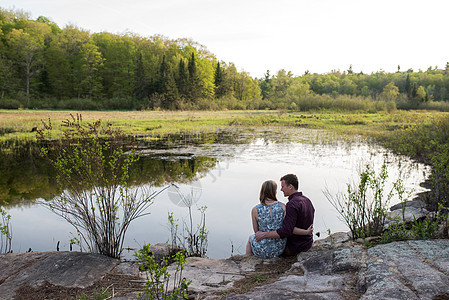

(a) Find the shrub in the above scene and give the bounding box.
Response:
[30,97,59,109]
[325,164,407,240]
[102,97,136,110]
[0,98,22,109]
[37,114,167,258]
[134,243,191,300]
[57,98,103,110]
[383,114,449,210]
[0,206,12,254]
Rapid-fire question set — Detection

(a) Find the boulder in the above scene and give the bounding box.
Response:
[0,251,140,300]
[385,206,429,229]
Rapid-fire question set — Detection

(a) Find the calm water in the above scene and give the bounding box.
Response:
[5,128,429,259]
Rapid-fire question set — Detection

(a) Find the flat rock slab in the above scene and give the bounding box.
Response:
[186,239,449,299]
[166,255,274,293]
[0,251,139,300]
[361,240,449,300]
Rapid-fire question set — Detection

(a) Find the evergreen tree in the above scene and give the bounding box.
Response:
[176,58,188,98]
[214,61,226,97]
[347,64,353,75]
[260,70,271,99]
[407,82,419,107]
[405,74,411,96]
[157,55,178,108]
[187,52,200,101]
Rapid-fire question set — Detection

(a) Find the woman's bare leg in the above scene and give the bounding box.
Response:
[246,238,253,255]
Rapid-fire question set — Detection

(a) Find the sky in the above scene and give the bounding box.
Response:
[2,0,449,78]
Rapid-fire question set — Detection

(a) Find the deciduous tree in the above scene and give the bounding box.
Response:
[5,21,51,105]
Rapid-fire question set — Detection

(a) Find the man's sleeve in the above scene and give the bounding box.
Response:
[276,202,298,238]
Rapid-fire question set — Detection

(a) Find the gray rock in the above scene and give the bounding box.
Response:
[224,273,349,299]
[0,251,134,300]
[390,199,427,211]
[197,239,449,299]
[114,260,140,276]
[360,240,449,300]
[165,255,265,293]
[385,206,429,228]
[2,239,449,299]
[311,231,352,248]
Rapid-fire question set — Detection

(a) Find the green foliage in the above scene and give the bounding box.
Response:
[383,114,449,210]
[167,205,208,258]
[259,67,449,112]
[8,7,449,112]
[0,7,261,110]
[379,222,412,243]
[37,114,168,258]
[379,214,443,244]
[325,164,406,240]
[0,205,11,253]
[0,98,22,109]
[410,217,439,239]
[134,243,191,300]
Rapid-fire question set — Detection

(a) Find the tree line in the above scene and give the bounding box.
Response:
[0,7,260,110]
[1,7,449,112]
[259,66,449,111]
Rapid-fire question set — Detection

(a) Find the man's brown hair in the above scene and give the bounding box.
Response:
[280,174,299,190]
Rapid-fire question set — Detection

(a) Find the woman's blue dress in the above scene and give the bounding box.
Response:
[249,201,287,258]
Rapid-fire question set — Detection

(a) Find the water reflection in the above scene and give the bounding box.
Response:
[2,128,430,258]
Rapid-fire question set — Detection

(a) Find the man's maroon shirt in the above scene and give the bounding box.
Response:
[276,192,315,255]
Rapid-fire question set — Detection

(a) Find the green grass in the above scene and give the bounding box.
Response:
[0,109,447,142]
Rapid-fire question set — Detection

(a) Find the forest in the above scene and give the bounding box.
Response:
[2,7,449,112]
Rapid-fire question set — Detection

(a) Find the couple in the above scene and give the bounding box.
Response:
[246,174,315,258]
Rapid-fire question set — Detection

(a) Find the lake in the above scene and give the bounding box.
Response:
[3,127,429,259]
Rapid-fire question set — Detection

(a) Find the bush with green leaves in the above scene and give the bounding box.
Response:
[0,205,12,254]
[379,222,412,244]
[37,114,167,258]
[325,164,407,240]
[380,214,443,243]
[167,206,208,258]
[383,115,449,211]
[134,243,191,300]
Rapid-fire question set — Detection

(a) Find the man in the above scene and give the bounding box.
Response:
[255,174,315,256]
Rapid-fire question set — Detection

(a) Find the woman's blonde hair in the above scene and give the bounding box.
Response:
[259,180,278,204]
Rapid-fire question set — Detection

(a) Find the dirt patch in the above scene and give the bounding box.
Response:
[223,256,299,295]
[14,272,145,300]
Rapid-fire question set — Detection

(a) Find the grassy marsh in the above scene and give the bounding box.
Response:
[1,109,447,142]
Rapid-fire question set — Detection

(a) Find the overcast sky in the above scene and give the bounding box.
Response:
[2,0,449,78]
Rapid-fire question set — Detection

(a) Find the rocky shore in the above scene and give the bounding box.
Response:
[1,235,449,299]
[1,204,449,299]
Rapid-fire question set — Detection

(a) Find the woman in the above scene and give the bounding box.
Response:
[246,180,287,258]
[246,180,314,258]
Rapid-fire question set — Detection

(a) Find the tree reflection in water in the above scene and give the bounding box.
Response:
[0,129,252,207]
[0,128,430,258]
